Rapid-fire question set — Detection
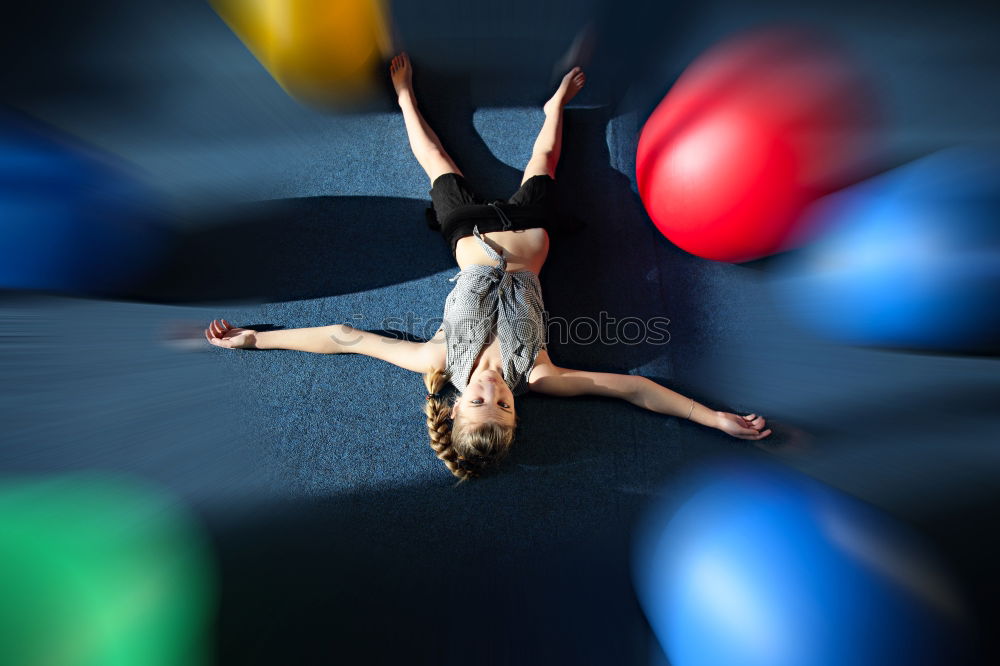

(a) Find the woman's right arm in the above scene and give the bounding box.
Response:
[255,324,350,354]
[205,319,438,373]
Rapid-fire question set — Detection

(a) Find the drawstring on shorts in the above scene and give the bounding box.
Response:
[488,202,513,231]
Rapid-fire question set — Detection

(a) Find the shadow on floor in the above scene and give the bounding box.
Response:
[133,196,455,303]
[207,477,663,666]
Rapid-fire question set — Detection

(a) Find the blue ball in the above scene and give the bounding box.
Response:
[769,147,1000,353]
[0,111,169,296]
[632,461,972,666]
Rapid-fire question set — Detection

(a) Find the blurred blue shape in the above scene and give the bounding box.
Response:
[770,147,1000,353]
[0,109,171,297]
[632,460,974,666]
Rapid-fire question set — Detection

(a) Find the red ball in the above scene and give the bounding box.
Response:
[637,29,872,262]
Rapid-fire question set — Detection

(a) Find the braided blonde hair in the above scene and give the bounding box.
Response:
[423,369,515,484]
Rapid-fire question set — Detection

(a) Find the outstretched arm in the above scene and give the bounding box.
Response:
[528,352,771,441]
[205,319,436,374]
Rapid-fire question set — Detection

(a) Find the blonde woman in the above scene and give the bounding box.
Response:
[205,53,771,483]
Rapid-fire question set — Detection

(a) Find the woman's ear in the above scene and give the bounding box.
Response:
[449,402,459,421]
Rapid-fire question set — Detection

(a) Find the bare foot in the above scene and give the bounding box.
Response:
[544,67,586,115]
[390,52,414,102]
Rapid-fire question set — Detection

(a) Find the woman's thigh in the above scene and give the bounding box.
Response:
[429,173,482,223]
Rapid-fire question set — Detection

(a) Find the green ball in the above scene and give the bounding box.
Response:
[0,475,215,666]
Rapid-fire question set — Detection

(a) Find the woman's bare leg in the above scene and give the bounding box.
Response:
[390,52,462,185]
[521,67,586,185]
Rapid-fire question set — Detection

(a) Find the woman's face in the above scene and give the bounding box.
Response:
[451,368,516,427]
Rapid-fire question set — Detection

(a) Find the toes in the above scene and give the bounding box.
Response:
[390,53,410,75]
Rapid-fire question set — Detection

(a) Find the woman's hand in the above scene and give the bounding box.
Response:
[204,319,257,350]
[715,412,772,440]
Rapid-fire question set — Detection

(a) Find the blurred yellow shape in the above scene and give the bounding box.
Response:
[211,0,393,108]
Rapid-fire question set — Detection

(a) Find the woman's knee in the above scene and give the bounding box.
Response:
[521,154,555,185]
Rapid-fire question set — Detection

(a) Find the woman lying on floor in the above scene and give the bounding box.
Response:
[206,53,771,483]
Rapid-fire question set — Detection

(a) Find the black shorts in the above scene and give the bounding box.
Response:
[427,173,557,254]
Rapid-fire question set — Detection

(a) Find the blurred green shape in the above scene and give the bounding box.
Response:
[0,475,215,666]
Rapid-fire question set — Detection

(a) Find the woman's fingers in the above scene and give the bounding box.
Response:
[717,412,773,440]
[725,412,772,440]
[205,330,226,347]
[739,413,766,431]
[206,319,237,344]
[209,319,233,337]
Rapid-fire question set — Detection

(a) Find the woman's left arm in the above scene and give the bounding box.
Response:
[529,355,771,440]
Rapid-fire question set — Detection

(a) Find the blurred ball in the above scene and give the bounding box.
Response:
[0,475,214,666]
[0,111,170,297]
[210,0,393,109]
[770,147,1000,353]
[633,461,973,666]
[636,29,873,262]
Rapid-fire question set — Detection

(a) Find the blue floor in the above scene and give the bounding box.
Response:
[2,0,1000,664]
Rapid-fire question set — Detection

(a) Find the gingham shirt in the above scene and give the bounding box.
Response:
[443,226,547,396]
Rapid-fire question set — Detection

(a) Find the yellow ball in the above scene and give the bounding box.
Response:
[211,0,393,108]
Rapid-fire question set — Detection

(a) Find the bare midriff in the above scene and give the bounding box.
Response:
[455,228,550,274]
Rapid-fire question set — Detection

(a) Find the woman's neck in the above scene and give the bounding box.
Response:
[470,338,503,376]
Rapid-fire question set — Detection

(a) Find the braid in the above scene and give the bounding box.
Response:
[423,369,516,484]
[423,369,475,483]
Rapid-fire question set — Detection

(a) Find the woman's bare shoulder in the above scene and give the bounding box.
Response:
[527,349,559,386]
[420,324,447,371]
